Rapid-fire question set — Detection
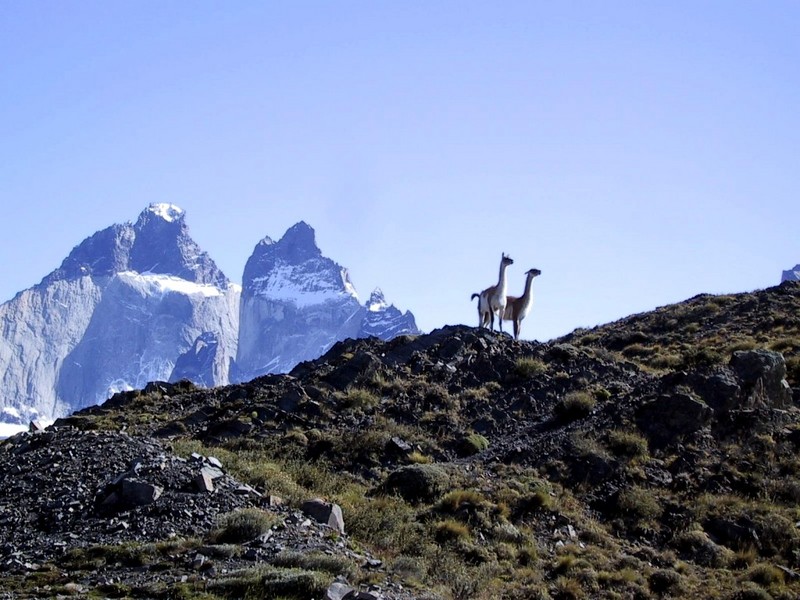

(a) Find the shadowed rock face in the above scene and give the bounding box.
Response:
[235,222,418,381]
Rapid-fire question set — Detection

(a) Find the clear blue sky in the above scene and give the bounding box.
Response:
[1,1,798,341]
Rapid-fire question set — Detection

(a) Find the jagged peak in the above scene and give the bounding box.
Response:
[367,288,388,312]
[139,203,185,225]
[275,221,321,262]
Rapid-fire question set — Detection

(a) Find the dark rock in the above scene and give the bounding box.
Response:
[301,498,345,534]
[637,393,713,447]
[730,350,792,409]
[279,386,309,412]
[326,351,382,390]
[326,582,355,600]
[194,471,214,493]
[206,418,253,439]
[680,367,742,413]
[705,517,759,550]
[201,465,224,480]
[387,436,412,457]
[120,479,163,506]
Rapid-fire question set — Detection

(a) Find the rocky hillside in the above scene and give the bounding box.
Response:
[2,282,800,599]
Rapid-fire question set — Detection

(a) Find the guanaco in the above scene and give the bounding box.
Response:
[471,253,514,332]
[502,268,542,340]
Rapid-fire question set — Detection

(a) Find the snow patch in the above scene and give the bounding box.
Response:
[250,265,359,307]
[2,406,21,419]
[367,288,388,312]
[0,423,27,439]
[147,203,184,222]
[117,272,222,298]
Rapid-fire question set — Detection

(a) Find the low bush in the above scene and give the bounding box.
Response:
[382,464,451,504]
[208,508,277,544]
[459,432,490,456]
[616,487,663,522]
[515,357,548,378]
[556,391,596,421]
[607,430,648,460]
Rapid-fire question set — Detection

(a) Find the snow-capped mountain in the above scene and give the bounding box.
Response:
[360,288,419,339]
[236,222,419,379]
[0,206,419,432]
[0,204,239,428]
[782,265,800,282]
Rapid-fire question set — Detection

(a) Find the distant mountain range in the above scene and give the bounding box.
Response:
[0,204,418,431]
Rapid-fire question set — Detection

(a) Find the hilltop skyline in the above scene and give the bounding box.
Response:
[2,2,798,341]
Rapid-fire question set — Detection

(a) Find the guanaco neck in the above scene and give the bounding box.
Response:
[497,261,510,294]
[514,273,536,316]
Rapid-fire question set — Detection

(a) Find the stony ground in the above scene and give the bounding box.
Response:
[0,427,416,599]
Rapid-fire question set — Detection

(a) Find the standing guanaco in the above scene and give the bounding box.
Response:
[471,253,514,333]
[502,268,542,340]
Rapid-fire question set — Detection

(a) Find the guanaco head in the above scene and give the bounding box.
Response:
[527,268,542,278]
[501,253,514,266]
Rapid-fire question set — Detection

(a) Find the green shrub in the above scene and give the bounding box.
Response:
[270,551,356,579]
[515,357,548,378]
[556,391,596,420]
[680,346,723,369]
[594,387,612,401]
[515,488,555,515]
[407,450,432,464]
[382,464,451,504]
[340,387,379,410]
[439,489,486,514]
[434,519,471,543]
[459,432,490,456]
[345,496,422,556]
[730,582,777,600]
[744,562,785,587]
[616,487,663,521]
[552,576,587,599]
[675,530,733,568]
[607,430,648,459]
[786,355,800,385]
[208,565,329,599]
[208,508,277,544]
[648,568,682,594]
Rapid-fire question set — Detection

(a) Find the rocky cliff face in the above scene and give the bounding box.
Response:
[235,222,419,380]
[0,204,239,425]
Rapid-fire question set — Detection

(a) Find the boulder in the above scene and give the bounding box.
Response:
[637,392,713,447]
[730,350,792,409]
[301,498,345,534]
[194,471,214,493]
[325,582,355,600]
[119,479,163,506]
